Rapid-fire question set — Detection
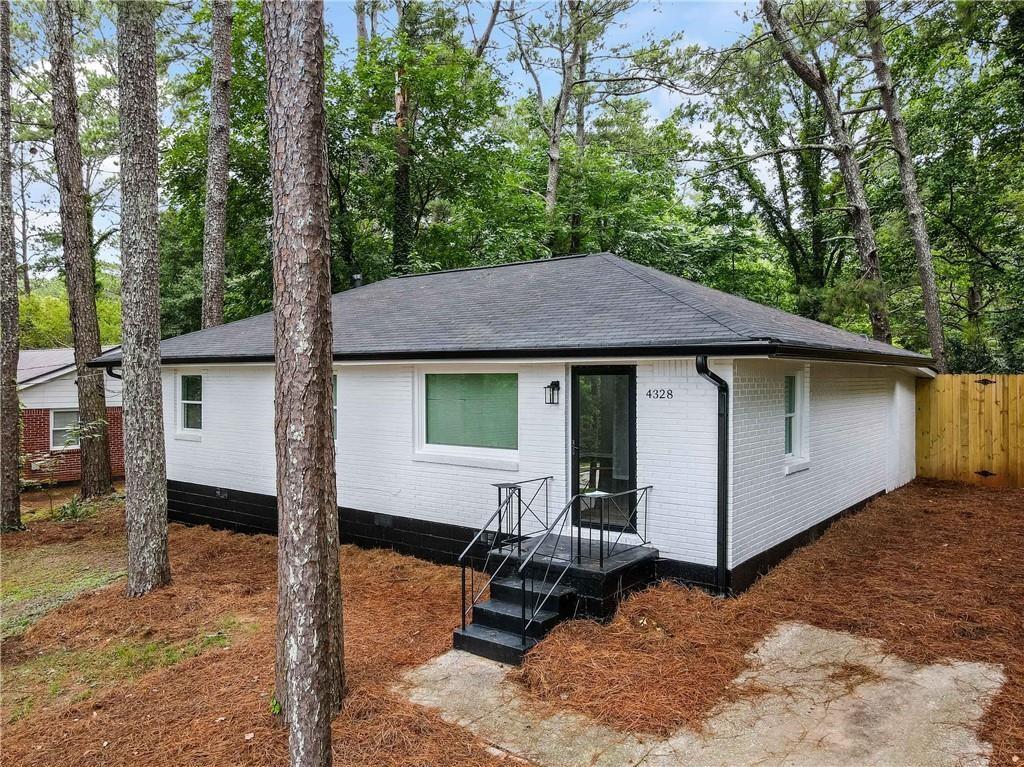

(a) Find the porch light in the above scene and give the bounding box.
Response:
[544,380,560,405]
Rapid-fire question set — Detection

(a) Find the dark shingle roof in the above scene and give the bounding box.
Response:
[91,253,931,367]
[20,346,119,384]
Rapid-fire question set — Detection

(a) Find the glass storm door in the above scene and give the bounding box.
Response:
[571,366,637,531]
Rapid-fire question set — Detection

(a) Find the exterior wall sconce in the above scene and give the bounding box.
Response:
[544,380,560,405]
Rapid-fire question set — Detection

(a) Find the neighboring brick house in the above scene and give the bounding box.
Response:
[17,347,125,484]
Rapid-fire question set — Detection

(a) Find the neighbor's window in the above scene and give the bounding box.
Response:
[51,409,80,449]
[784,373,806,457]
[181,374,203,430]
[425,373,518,450]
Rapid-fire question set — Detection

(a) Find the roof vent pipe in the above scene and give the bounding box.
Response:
[352,273,363,288]
[695,355,730,595]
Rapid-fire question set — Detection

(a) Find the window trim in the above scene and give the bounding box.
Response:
[175,372,204,440]
[412,366,520,471]
[50,408,81,451]
[332,373,338,440]
[783,366,810,472]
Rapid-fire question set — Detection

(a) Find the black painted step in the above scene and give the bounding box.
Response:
[489,576,577,613]
[472,598,560,638]
[453,624,537,665]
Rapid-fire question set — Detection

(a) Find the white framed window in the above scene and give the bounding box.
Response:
[51,409,80,450]
[180,374,203,431]
[413,368,520,470]
[783,368,810,471]
[784,374,798,456]
[332,374,338,439]
[425,372,518,449]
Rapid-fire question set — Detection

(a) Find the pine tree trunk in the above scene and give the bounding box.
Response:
[865,0,946,369]
[354,0,367,42]
[568,43,586,253]
[391,1,413,273]
[201,0,232,329]
[1,0,21,531]
[46,0,113,497]
[18,144,29,294]
[543,0,582,219]
[117,0,170,597]
[762,0,892,343]
[263,3,345,765]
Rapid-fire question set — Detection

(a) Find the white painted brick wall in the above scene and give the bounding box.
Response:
[163,363,568,533]
[161,357,915,572]
[730,360,917,568]
[635,358,725,565]
[161,358,724,564]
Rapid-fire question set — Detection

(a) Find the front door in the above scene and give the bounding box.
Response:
[571,366,637,532]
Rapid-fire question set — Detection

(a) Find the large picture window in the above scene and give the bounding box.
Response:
[180,374,203,431]
[425,373,518,450]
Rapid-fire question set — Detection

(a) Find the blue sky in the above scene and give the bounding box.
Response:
[321,1,755,111]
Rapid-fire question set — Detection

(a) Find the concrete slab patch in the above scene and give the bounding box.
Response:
[398,622,1005,767]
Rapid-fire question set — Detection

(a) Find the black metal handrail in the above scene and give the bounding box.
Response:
[516,485,653,643]
[458,476,552,631]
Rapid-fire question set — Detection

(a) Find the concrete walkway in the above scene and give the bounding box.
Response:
[399,622,1005,767]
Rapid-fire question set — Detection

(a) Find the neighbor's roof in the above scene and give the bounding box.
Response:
[91,253,931,368]
[20,346,120,386]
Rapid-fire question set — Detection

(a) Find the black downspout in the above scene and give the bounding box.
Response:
[105,365,122,380]
[696,355,730,596]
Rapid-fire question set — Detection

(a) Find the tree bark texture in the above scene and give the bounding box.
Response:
[18,144,29,294]
[761,0,892,343]
[473,0,500,59]
[1,0,21,531]
[543,0,582,218]
[262,3,345,766]
[568,42,587,253]
[201,0,232,329]
[117,0,170,596]
[46,0,113,497]
[865,0,946,369]
[354,0,367,42]
[391,0,413,273]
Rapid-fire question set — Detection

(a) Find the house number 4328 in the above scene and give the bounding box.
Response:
[646,388,673,399]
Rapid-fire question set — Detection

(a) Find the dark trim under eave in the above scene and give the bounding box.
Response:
[87,341,934,369]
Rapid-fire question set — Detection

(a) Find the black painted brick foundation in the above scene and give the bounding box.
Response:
[166,480,884,598]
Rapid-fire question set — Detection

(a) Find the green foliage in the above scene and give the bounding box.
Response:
[54,495,92,522]
[18,262,122,348]
[18,0,1009,372]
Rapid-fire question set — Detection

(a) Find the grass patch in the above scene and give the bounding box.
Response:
[1,543,124,639]
[2,616,253,724]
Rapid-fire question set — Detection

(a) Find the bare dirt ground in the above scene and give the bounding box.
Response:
[1,479,1020,766]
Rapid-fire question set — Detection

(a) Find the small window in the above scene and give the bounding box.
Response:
[784,372,809,460]
[51,409,80,449]
[180,374,203,430]
[332,374,338,439]
[425,373,518,450]
[784,375,796,454]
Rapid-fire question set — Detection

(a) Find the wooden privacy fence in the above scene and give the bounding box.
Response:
[916,374,1024,488]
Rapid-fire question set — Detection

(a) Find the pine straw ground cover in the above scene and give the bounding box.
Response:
[2,504,503,767]
[516,479,1024,765]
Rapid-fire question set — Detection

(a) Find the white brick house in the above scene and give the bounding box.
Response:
[92,254,933,601]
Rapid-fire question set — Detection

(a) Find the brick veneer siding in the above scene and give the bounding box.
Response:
[21,407,125,484]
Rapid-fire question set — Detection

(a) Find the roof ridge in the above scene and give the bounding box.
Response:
[599,254,752,339]
[393,253,593,280]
